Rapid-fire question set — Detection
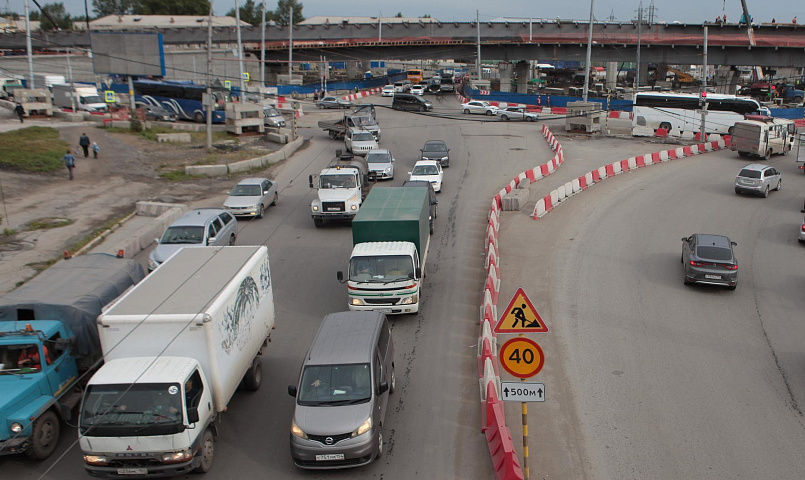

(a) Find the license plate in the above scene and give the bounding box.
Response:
[117,468,148,475]
[704,274,721,280]
[316,454,345,461]
[377,308,392,313]
[326,208,340,211]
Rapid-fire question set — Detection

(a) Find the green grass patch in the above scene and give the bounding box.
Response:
[0,127,70,172]
[159,169,196,181]
[23,217,74,231]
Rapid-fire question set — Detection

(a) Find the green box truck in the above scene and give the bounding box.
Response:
[337,187,430,314]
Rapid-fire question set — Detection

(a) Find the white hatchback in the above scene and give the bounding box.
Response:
[408,160,443,193]
[381,85,395,97]
[461,100,498,115]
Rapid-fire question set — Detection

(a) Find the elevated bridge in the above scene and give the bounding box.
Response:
[1,21,804,67]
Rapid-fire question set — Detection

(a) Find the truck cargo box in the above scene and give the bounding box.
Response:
[352,187,429,264]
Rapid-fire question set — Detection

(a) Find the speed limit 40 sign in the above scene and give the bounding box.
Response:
[499,337,545,379]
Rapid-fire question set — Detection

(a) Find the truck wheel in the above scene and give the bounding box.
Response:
[794,96,803,104]
[763,149,771,160]
[313,218,324,228]
[659,122,672,132]
[194,429,215,473]
[25,411,60,460]
[242,357,262,391]
[329,131,338,140]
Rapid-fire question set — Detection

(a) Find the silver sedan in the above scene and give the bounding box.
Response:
[497,106,538,122]
[316,96,353,109]
[223,178,278,219]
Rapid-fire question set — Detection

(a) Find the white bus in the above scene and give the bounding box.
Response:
[632,92,769,135]
[730,116,797,159]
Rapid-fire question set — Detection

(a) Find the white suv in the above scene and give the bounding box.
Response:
[345,128,378,156]
[734,164,782,197]
[411,85,425,96]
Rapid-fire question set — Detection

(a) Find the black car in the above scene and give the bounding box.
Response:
[420,140,450,167]
[401,180,438,234]
[681,234,738,290]
[136,103,178,122]
[392,94,433,112]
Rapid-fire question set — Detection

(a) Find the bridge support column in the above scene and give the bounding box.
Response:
[499,62,513,92]
[346,61,359,80]
[515,61,530,94]
[606,61,617,91]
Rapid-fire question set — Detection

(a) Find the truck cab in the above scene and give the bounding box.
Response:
[309,151,376,228]
[340,242,422,314]
[0,321,79,459]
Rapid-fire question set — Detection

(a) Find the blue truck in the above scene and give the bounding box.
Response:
[0,254,144,460]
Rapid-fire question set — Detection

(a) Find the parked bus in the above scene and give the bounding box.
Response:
[730,116,797,159]
[407,69,424,84]
[632,92,769,135]
[114,80,230,123]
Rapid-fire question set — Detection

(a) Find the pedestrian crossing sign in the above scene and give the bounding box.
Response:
[494,287,548,334]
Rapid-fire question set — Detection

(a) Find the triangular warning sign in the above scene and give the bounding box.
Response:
[494,287,548,334]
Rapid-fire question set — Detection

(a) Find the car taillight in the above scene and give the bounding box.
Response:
[801,224,805,232]
[689,260,707,267]
[722,264,738,270]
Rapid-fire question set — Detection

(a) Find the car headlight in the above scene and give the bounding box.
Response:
[84,455,110,466]
[441,157,448,162]
[350,298,364,306]
[162,449,193,464]
[291,419,307,439]
[148,258,159,270]
[384,167,392,173]
[351,205,358,211]
[312,205,319,212]
[10,422,22,433]
[352,417,372,438]
[401,294,417,305]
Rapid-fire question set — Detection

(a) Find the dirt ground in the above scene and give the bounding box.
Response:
[0,113,287,295]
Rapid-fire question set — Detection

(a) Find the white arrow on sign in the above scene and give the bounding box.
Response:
[500,381,545,402]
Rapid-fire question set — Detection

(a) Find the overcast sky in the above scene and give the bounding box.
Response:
[9,0,802,25]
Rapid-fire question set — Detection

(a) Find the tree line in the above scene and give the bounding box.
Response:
[5,0,304,31]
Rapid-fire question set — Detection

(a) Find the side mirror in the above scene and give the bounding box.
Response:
[207,237,216,246]
[187,407,199,424]
[433,199,439,205]
[801,209,805,213]
[415,267,422,278]
[731,241,738,246]
[337,271,344,282]
[681,237,687,242]
[154,237,160,244]
[287,385,297,397]
[308,175,314,188]
[377,381,389,395]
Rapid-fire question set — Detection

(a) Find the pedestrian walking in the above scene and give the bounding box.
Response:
[62,149,76,180]
[79,133,90,158]
[91,142,100,159]
[14,103,25,123]
[313,89,319,100]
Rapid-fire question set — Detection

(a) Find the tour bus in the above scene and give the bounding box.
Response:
[730,115,797,159]
[632,92,769,135]
[407,68,424,84]
[111,80,230,123]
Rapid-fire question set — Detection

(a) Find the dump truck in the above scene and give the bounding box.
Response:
[78,246,275,477]
[0,253,145,460]
[309,150,376,227]
[336,187,430,314]
[318,113,381,141]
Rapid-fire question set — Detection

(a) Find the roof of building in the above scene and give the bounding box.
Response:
[89,15,250,30]
[299,16,440,25]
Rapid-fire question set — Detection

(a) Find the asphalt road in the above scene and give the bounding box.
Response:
[1,95,582,479]
[502,145,805,478]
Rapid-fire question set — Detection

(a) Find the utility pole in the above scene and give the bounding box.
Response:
[205,4,213,149]
[260,1,266,88]
[476,10,481,82]
[288,7,293,85]
[24,0,34,89]
[635,2,643,90]
[700,26,709,142]
[582,0,595,102]
[66,48,76,112]
[235,0,246,95]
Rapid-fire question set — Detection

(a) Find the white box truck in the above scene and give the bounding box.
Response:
[78,246,275,477]
[52,84,109,113]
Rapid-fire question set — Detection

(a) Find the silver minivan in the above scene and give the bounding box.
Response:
[734,163,782,197]
[288,311,395,469]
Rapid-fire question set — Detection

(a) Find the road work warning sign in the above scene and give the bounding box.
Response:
[494,287,548,334]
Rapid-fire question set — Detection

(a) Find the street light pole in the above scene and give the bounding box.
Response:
[582,0,596,102]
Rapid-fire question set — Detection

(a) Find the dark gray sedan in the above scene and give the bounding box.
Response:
[316,96,353,109]
[681,234,738,290]
[137,103,178,122]
[420,140,450,167]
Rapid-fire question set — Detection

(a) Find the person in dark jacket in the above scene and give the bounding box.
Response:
[62,149,76,180]
[14,103,25,123]
[78,133,90,158]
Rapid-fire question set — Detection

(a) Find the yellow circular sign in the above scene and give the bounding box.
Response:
[499,337,545,379]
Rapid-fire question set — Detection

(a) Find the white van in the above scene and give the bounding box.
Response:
[731,116,797,159]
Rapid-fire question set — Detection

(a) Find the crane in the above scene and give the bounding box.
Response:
[739,0,756,46]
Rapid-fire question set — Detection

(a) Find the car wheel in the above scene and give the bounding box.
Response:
[430,219,434,235]
[25,411,59,460]
[229,234,236,246]
[194,112,204,123]
[194,430,215,473]
[486,110,493,116]
[256,204,264,219]
[501,115,509,121]
[527,116,535,122]
[727,285,737,291]
[271,192,278,206]
[376,431,384,458]
[783,144,791,155]
[735,187,741,195]
[390,367,396,394]
[313,218,324,228]
[728,126,735,137]
[763,148,771,160]
[763,186,770,198]
[776,179,782,191]
[683,277,692,286]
